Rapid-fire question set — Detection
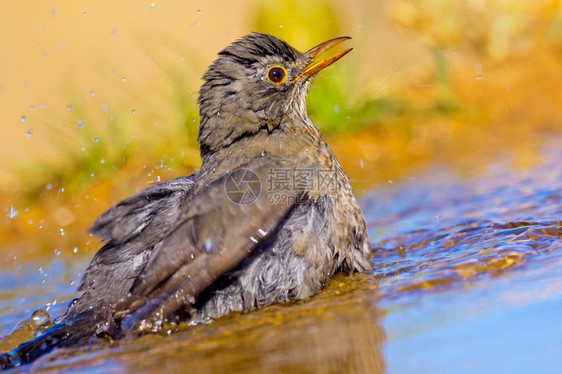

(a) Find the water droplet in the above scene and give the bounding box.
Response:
[197,9,202,14]
[46,184,53,190]
[77,120,84,128]
[132,109,136,114]
[90,173,95,177]
[59,228,65,236]
[476,75,483,80]
[83,11,87,15]
[45,299,57,312]
[387,180,394,184]
[55,248,62,255]
[7,206,18,218]
[67,105,72,111]
[334,104,340,114]
[122,77,127,82]
[90,90,95,96]
[156,176,161,182]
[61,124,67,130]
[30,310,53,330]
[51,9,56,16]
[103,104,109,111]
[100,158,105,164]
[151,2,157,9]
[279,24,284,28]
[359,159,364,169]
[30,105,36,110]
[93,137,99,142]
[109,114,114,120]
[38,224,44,229]
[21,115,27,122]
[26,129,33,137]
[73,246,79,253]
[203,238,214,252]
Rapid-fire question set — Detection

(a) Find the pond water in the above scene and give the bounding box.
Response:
[1,139,561,373]
[366,138,562,373]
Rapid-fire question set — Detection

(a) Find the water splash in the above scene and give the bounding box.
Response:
[7,206,18,218]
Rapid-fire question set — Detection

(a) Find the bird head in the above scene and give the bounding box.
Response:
[198,33,352,158]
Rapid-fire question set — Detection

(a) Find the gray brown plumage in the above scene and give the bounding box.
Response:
[1,33,372,369]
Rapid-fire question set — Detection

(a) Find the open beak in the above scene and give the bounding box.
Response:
[293,36,353,82]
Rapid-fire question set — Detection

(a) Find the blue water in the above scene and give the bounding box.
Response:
[363,142,562,373]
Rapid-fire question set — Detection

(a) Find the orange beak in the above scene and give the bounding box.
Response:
[294,36,353,82]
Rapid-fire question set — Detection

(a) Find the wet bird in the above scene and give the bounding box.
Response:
[0,33,372,369]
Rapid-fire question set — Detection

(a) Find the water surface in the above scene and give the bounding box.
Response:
[1,140,561,373]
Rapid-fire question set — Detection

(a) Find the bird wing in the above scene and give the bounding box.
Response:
[69,175,197,318]
[89,175,197,245]
[120,157,298,332]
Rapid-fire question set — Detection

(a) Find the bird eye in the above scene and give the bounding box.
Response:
[267,66,288,85]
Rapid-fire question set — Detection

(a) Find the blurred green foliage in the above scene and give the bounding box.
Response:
[253,0,342,49]
[18,84,201,201]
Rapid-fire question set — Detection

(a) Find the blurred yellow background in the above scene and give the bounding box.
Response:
[0,0,419,182]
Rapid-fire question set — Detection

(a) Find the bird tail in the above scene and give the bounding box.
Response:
[0,309,105,370]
